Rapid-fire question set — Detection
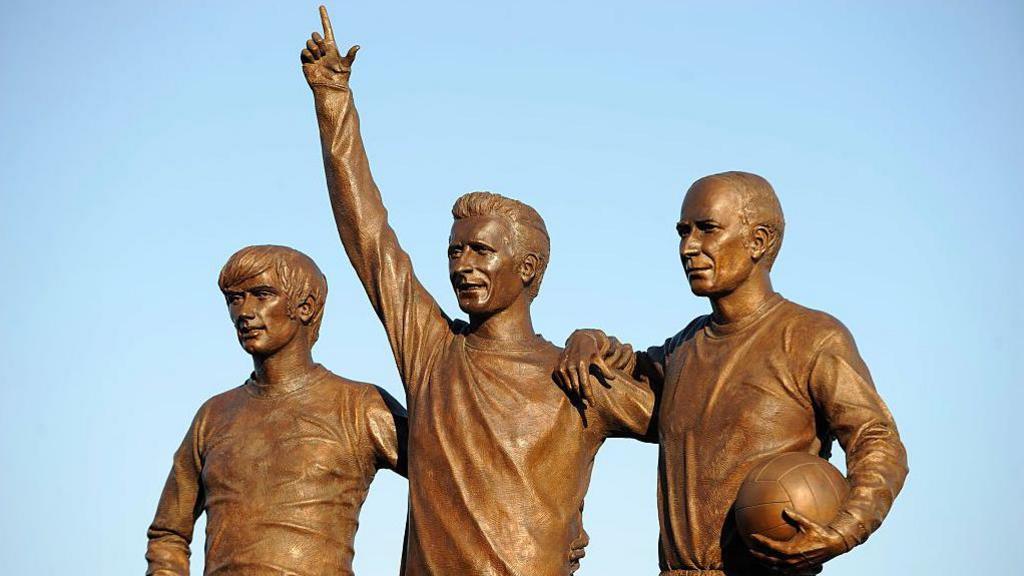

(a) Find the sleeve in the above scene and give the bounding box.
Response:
[590,369,656,442]
[362,385,409,478]
[145,408,207,576]
[312,84,450,391]
[807,326,909,550]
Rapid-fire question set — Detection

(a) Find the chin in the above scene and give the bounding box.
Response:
[458,299,488,315]
[687,280,717,297]
[239,338,273,356]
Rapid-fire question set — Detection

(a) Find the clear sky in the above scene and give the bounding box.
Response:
[1,1,1021,574]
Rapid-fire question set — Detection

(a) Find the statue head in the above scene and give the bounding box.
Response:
[218,245,328,356]
[677,171,784,297]
[448,191,550,316]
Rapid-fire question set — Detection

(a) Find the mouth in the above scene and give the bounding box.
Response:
[238,326,266,339]
[685,266,711,278]
[455,281,487,297]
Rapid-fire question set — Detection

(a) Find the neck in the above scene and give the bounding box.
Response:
[251,333,317,393]
[709,269,776,325]
[468,294,536,341]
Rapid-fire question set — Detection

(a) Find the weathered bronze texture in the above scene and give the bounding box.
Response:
[734,452,850,548]
[301,7,652,575]
[558,173,908,575]
[146,245,407,576]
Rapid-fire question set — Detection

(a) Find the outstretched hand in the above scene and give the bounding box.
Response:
[556,330,634,406]
[301,5,360,88]
[747,508,847,575]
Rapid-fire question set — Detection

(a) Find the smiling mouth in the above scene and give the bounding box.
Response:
[456,282,487,295]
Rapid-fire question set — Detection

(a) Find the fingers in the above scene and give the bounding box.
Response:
[319,5,335,40]
[748,547,783,569]
[559,356,581,400]
[579,363,594,406]
[307,38,323,57]
[750,533,790,556]
[572,361,589,406]
[593,354,617,381]
[782,508,821,533]
[301,49,316,64]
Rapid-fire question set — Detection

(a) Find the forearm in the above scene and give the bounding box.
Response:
[146,528,192,576]
[310,82,446,387]
[809,331,909,549]
[313,85,394,291]
[828,419,908,549]
[146,455,202,574]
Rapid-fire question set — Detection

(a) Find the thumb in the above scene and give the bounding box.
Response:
[783,508,820,533]
[346,45,361,62]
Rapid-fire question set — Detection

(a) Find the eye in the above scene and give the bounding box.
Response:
[697,222,720,233]
[471,243,495,255]
[448,246,462,259]
[676,224,691,237]
[226,293,243,305]
[254,290,275,300]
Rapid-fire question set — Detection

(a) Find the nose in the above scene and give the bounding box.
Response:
[451,252,474,275]
[681,232,701,258]
[236,295,257,319]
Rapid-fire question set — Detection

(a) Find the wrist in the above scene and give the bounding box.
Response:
[827,510,869,552]
[309,80,351,92]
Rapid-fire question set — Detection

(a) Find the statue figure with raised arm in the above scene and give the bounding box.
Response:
[301,6,653,575]
[558,172,909,576]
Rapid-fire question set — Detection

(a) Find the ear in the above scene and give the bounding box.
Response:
[295,295,317,324]
[519,253,539,286]
[750,225,774,262]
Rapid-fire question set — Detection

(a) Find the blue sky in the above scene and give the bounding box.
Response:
[1,1,1021,573]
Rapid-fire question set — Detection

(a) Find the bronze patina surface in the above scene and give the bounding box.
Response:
[558,173,908,576]
[302,7,652,575]
[146,245,407,576]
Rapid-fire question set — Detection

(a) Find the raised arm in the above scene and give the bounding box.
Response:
[301,6,448,386]
[146,411,206,575]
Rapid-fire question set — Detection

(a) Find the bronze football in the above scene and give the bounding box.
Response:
[735,452,849,547]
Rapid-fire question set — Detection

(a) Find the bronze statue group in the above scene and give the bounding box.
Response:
[146,7,907,576]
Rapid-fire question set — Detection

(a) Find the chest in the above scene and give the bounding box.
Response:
[201,402,364,492]
[660,334,813,438]
[411,347,591,460]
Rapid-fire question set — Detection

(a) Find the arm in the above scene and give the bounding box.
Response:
[556,329,664,441]
[302,7,448,387]
[810,327,908,547]
[363,385,409,478]
[750,325,908,573]
[146,411,206,576]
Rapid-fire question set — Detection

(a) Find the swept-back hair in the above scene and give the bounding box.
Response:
[451,191,550,300]
[218,245,328,345]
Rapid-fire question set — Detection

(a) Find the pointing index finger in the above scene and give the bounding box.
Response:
[319,5,335,41]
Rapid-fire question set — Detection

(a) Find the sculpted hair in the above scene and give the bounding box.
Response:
[451,191,551,300]
[218,245,329,345]
[701,171,785,270]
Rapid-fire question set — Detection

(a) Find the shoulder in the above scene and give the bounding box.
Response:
[776,299,856,351]
[317,369,378,402]
[320,370,407,414]
[197,383,248,416]
[660,315,710,355]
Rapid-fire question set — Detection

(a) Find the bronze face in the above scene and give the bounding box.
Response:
[448,215,527,315]
[223,270,306,357]
[677,180,755,298]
